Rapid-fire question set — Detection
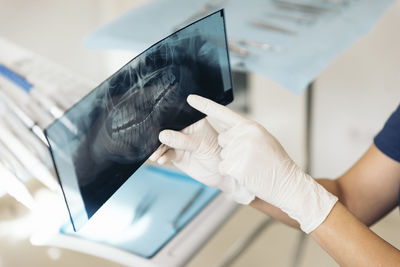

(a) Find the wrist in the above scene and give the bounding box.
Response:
[281,172,338,234]
[253,161,338,234]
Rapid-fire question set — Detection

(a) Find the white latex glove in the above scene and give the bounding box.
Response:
[149,118,255,204]
[165,95,337,234]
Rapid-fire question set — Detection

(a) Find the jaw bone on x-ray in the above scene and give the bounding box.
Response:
[45,10,233,231]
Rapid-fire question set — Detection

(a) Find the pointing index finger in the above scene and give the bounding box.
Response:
[187,94,244,128]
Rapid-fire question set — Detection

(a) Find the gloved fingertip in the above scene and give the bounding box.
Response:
[149,154,156,161]
[159,131,169,144]
[187,94,203,108]
[186,94,196,103]
[157,155,168,165]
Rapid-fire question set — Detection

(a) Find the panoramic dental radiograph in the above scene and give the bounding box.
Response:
[45,10,233,231]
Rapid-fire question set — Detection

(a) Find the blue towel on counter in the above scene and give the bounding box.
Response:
[60,165,219,258]
[85,0,395,94]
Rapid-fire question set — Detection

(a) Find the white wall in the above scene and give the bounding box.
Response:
[0,0,145,83]
[249,75,307,169]
[248,1,400,178]
[311,0,400,178]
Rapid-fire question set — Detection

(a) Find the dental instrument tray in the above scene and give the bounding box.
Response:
[45,9,233,231]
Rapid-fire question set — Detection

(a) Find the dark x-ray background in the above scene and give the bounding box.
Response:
[46,10,233,227]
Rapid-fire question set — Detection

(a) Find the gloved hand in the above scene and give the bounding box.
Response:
[149,118,255,204]
[158,95,338,234]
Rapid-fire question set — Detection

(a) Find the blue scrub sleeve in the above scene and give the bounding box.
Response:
[374,104,400,162]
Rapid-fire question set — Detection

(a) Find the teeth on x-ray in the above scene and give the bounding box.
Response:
[79,31,226,216]
[98,69,179,164]
[46,11,233,222]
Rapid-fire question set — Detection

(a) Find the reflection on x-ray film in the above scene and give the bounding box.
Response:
[45,10,233,231]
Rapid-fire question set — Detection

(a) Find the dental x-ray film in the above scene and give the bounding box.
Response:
[45,10,233,231]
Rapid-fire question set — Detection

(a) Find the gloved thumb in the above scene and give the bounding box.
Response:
[218,176,255,204]
[159,130,199,151]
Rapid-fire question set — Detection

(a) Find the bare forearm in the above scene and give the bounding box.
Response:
[250,178,341,229]
[249,144,400,266]
[251,195,400,265]
[250,197,300,228]
[311,202,400,266]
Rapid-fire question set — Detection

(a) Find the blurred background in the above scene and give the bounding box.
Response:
[0,0,399,266]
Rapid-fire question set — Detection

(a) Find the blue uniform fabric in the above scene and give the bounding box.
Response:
[374,105,400,162]
[373,104,400,207]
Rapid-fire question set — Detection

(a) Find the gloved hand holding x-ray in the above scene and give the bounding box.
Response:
[45,10,236,231]
[155,94,338,234]
[150,118,254,204]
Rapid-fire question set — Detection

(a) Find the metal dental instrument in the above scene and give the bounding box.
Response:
[0,63,64,119]
[170,187,204,229]
[266,12,315,25]
[229,38,283,52]
[0,160,35,210]
[0,90,48,146]
[272,0,339,14]
[228,42,250,58]
[252,19,297,35]
[0,140,32,181]
[230,38,272,51]
[0,119,58,190]
[0,106,52,166]
[131,194,156,223]
[0,142,35,209]
[320,0,349,4]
